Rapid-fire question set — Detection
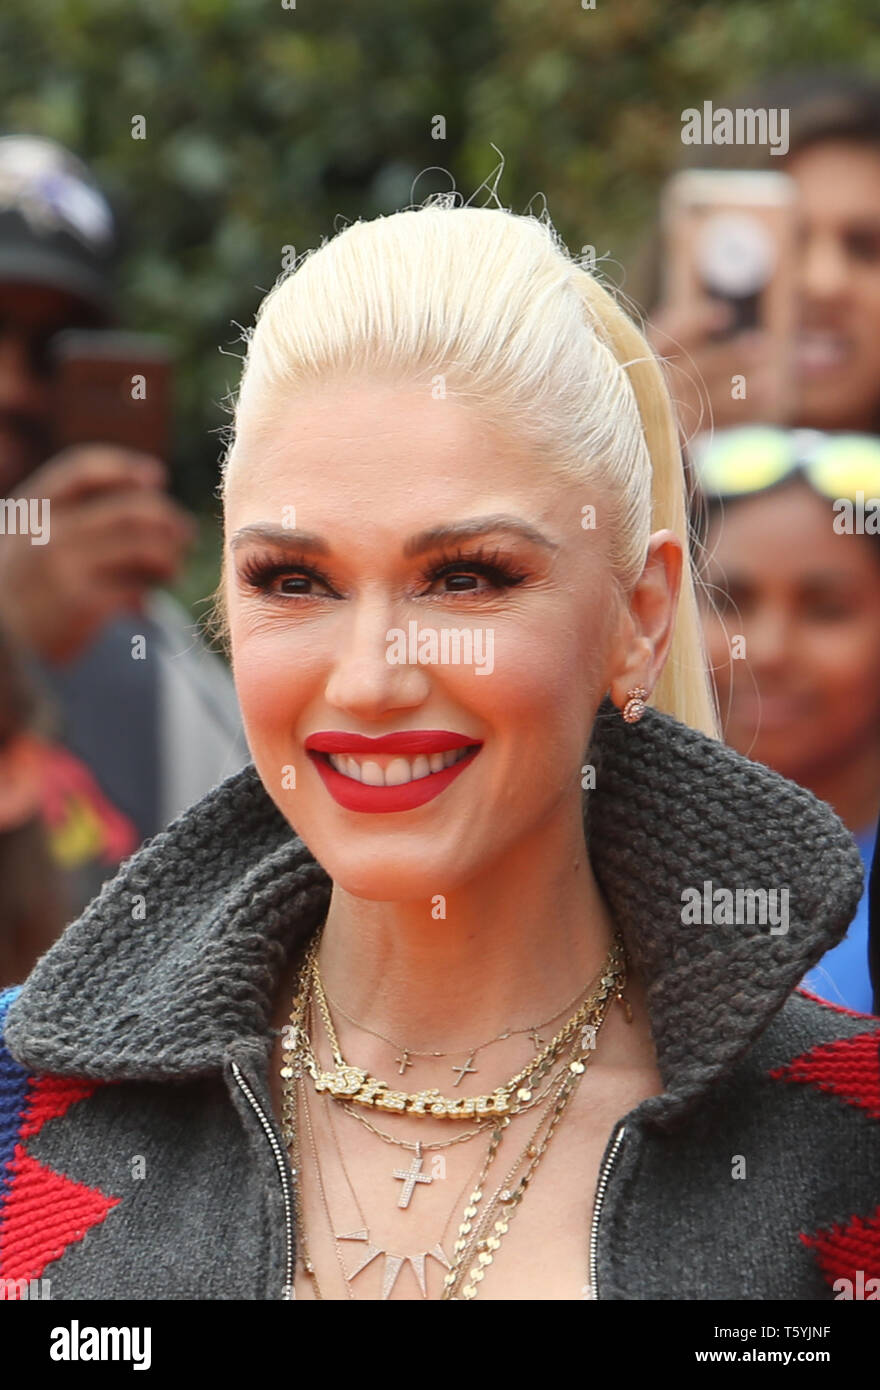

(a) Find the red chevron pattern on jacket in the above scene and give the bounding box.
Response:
[770,1029,880,1119]
[0,1072,120,1293]
[800,1208,880,1298]
[771,1024,880,1294]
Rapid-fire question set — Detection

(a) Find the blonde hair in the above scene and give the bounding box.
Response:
[219,198,718,738]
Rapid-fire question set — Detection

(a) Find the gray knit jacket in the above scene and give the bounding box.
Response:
[1,701,878,1300]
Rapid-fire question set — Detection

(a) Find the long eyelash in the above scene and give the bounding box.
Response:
[237,544,530,598]
[421,543,529,590]
[237,553,335,593]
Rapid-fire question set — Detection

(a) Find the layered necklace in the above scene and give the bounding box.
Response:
[279,928,629,1300]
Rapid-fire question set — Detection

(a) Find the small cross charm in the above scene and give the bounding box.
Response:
[451,1052,477,1086]
[395,1049,413,1075]
[393,1143,433,1209]
[529,1030,543,1049]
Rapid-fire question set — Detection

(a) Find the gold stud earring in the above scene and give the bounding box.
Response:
[621,686,649,723]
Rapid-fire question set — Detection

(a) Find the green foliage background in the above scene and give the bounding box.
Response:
[2,0,879,615]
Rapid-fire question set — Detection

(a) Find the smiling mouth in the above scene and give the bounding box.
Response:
[313,745,479,787]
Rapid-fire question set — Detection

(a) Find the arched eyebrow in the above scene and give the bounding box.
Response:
[229,515,559,557]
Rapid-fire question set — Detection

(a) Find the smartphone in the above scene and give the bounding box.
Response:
[49,330,172,461]
[661,169,798,419]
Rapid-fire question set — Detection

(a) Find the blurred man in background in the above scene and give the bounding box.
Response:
[0,135,247,936]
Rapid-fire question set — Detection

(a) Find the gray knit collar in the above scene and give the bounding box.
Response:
[4,699,864,1124]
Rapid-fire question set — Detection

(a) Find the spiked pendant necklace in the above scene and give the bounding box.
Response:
[295,1066,463,1300]
[336,1230,451,1299]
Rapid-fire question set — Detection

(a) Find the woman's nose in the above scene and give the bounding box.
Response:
[322,598,431,718]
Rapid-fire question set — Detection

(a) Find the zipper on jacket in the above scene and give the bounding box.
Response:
[588,1122,626,1300]
[230,1060,296,1300]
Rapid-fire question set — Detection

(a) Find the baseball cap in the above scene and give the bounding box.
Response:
[0,135,118,318]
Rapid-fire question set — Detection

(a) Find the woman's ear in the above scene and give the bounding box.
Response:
[0,732,45,832]
[608,530,682,709]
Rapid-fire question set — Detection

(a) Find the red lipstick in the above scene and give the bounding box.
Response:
[305,730,475,755]
[304,730,482,813]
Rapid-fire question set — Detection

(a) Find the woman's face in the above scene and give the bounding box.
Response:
[223,378,664,900]
[700,478,880,783]
[789,140,880,430]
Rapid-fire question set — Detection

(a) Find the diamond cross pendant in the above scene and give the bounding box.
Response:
[451,1051,477,1086]
[393,1142,433,1209]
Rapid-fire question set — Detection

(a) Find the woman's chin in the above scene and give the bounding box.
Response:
[307,842,477,904]
[328,875,444,904]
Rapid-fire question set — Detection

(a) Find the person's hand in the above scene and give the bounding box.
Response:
[0,445,196,664]
[647,300,785,441]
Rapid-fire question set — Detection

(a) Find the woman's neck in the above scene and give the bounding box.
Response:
[311,804,618,1054]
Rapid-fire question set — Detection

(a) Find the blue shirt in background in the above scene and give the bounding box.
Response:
[801,824,877,1015]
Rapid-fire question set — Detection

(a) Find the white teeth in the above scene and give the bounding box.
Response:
[385,755,431,786]
[326,747,472,785]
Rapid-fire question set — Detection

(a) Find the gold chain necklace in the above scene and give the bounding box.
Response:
[442,956,625,1299]
[284,999,606,1300]
[288,930,627,1119]
[320,963,600,1079]
[280,928,628,1299]
[307,1070,483,1299]
[286,995,487,1299]
[283,1030,324,1301]
[337,1052,567,1151]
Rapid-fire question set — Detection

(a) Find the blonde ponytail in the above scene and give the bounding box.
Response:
[572,273,719,736]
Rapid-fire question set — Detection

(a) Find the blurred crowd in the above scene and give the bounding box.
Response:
[0,69,878,1012]
[0,136,247,985]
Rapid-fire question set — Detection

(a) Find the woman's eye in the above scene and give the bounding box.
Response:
[275,572,325,596]
[239,554,527,601]
[432,570,491,593]
[422,560,527,597]
[239,561,335,599]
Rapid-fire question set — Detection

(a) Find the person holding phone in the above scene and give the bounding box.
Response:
[646,70,880,440]
[0,135,247,926]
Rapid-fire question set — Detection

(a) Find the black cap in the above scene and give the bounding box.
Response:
[0,135,118,318]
